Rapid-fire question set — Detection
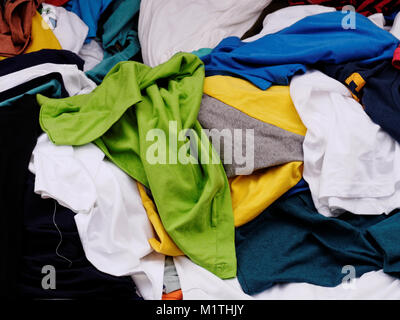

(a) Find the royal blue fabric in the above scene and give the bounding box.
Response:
[201,11,400,90]
[280,178,309,200]
[64,0,113,43]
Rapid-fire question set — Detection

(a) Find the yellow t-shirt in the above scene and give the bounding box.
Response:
[204,75,306,136]
[204,75,306,226]
[230,162,303,227]
[138,76,306,230]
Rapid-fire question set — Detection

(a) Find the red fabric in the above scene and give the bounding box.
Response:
[288,0,400,16]
[44,0,70,6]
[392,44,400,69]
[0,0,43,57]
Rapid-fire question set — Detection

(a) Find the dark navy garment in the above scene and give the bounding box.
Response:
[0,96,42,299]
[0,93,142,299]
[384,11,399,25]
[320,59,400,145]
[0,73,68,105]
[0,74,141,299]
[235,191,400,295]
[201,11,399,90]
[0,49,84,77]
[280,178,309,200]
[20,173,142,300]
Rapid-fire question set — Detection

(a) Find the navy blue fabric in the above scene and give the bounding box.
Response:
[0,95,42,299]
[384,11,399,25]
[0,73,68,105]
[280,178,309,200]
[235,191,400,295]
[20,173,142,300]
[201,11,399,90]
[0,49,84,77]
[321,59,400,144]
[0,71,138,299]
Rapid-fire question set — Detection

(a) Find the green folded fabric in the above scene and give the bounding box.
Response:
[37,52,236,279]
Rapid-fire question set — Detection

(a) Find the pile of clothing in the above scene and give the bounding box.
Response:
[3,0,400,301]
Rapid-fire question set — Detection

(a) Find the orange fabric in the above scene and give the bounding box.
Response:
[345,72,366,102]
[0,12,62,61]
[162,290,183,300]
[0,0,43,57]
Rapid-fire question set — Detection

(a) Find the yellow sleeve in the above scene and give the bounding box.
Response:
[137,182,184,256]
[230,162,303,227]
[204,75,307,136]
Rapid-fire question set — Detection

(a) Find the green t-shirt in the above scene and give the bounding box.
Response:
[37,52,236,279]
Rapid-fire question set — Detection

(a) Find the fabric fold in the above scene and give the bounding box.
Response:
[37,52,237,279]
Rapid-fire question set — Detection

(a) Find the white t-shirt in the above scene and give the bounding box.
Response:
[290,70,400,216]
[174,256,400,300]
[139,0,271,67]
[0,63,96,96]
[41,3,88,55]
[243,5,336,42]
[29,134,165,300]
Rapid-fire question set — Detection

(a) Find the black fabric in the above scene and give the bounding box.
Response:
[319,59,400,145]
[241,0,290,40]
[20,173,142,300]
[0,95,42,299]
[0,93,142,300]
[0,72,69,102]
[0,49,85,77]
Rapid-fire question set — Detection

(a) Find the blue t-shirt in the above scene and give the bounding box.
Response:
[65,0,113,43]
[201,11,400,90]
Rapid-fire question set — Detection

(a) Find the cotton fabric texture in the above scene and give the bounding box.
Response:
[139,0,271,67]
[0,0,43,57]
[290,70,400,216]
[320,59,400,146]
[29,134,166,300]
[41,3,89,55]
[64,0,113,43]
[21,172,142,300]
[201,11,400,90]
[235,191,400,295]
[86,0,141,83]
[37,53,237,279]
